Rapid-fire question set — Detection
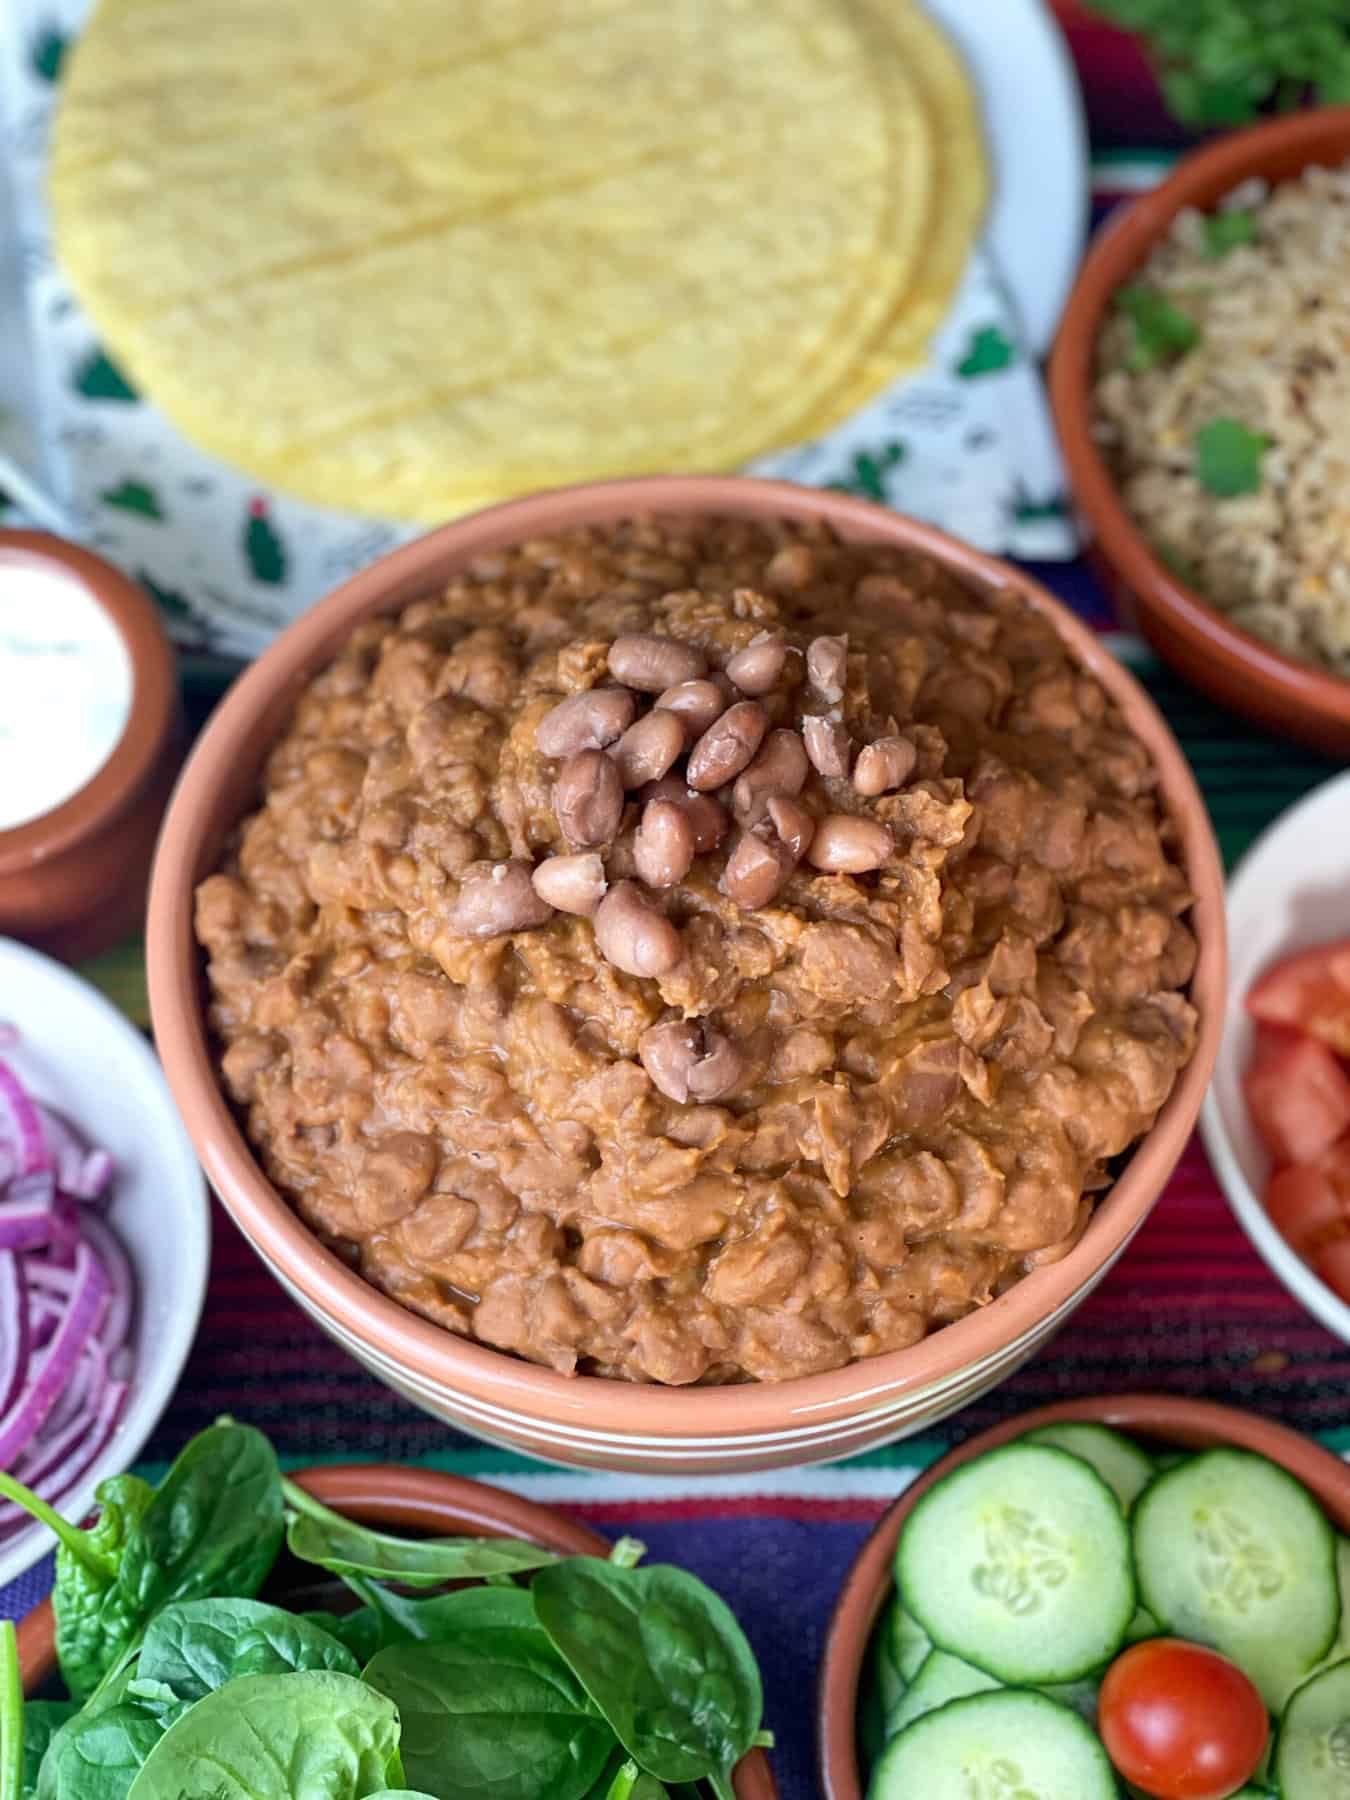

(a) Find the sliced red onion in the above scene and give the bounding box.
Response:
[0,1170,60,1251]
[0,1251,23,1415]
[0,1057,50,1183]
[0,1240,108,1467]
[78,1213,133,1355]
[0,1379,127,1536]
[37,1105,115,1201]
[0,1038,137,1544]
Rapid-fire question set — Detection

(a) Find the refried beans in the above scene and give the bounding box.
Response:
[196,515,1197,1385]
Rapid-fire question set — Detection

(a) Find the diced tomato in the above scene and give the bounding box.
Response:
[1313,1236,1350,1306]
[1243,1026,1350,1167]
[1265,1163,1348,1252]
[1248,939,1350,1056]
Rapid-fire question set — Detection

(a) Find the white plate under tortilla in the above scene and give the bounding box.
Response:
[926,0,1089,352]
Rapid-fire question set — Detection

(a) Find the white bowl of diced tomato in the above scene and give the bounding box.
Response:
[1201,769,1350,1343]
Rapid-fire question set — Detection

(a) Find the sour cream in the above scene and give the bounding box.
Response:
[0,563,133,832]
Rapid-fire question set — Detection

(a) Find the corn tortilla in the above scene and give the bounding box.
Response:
[53,0,937,519]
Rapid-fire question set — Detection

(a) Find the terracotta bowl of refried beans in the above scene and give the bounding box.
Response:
[147,477,1225,1474]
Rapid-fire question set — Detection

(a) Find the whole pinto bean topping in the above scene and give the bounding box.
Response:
[731,728,809,825]
[535,687,636,757]
[639,777,730,854]
[807,633,848,701]
[766,793,815,861]
[639,1018,746,1104]
[608,633,707,692]
[449,860,554,937]
[686,700,769,791]
[725,632,789,697]
[593,879,682,977]
[723,829,796,911]
[654,678,728,747]
[634,798,696,888]
[554,749,624,848]
[531,851,607,916]
[805,813,893,873]
[853,734,917,797]
[802,713,853,778]
[611,708,684,788]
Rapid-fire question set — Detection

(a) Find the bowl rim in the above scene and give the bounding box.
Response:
[146,473,1227,1439]
[0,530,177,871]
[16,1459,777,1800]
[816,1391,1350,1800]
[1047,105,1350,726]
[0,935,209,1592]
[1199,766,1350,1344]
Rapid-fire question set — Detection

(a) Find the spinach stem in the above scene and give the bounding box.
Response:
[0,1622,21,1800]
[280,1476,349,1531]
[0,1472,100,1573]
[608,1535,646,1569]
[708,1772,737,1800]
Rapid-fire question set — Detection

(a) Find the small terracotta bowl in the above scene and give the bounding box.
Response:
[17,1461,777,1800]
[817,1393,1350,1800]
[146,475,1226,1474]
[1049,108,1350,756]
[0,531,181,961]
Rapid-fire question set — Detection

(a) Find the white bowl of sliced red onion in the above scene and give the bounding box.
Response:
[0,936,207,1586]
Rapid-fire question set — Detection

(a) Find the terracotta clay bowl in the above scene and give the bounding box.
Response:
[146,475,1226,1473]
[817,1392,1350,1800]
[0,530,182,961]
[17,1460,777,1800]
[1049,108,1350,755]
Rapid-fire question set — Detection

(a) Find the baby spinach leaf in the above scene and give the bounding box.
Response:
[365,1793,440,1799]
[1115,284,1200,372]
[531,1561,763,1800]
[1202,209,1256,258]
[126,1670,400,1800]
[300,1609,386,1663]
[1194,416,1270,497]
[360,1580,537,1645]
[20,1703,77,1798]
[286,1510,557,1588]
[138,1599,358,1702]
[34,1701,169,1800]
[1,1622,20,1800]
[0,1472,155,1705]
[48,1427,283,1701]
[365,1626,615,1800]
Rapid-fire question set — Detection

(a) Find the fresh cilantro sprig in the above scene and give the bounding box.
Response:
[1115,285,1201,372]
[1194,417,1270,496]
[1086,0,1350,128]
[1202,210,1257,258]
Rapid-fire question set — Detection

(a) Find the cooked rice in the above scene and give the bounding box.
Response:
[1094,161,1350,677]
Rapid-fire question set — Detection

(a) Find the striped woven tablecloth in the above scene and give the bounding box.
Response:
[6,151,1350,1800]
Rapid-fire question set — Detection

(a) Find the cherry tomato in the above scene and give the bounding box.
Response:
[1248,938,1350,1056]
[1265,1163,1348,1253]
[1098,1638,1268,1800]
[1243,1026,1350,1167]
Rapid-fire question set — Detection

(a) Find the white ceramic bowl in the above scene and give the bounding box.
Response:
[0,938,208,1586]
[1200,770,1350,1346]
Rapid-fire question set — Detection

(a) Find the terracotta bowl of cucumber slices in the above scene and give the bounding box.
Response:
[818,1394,1350,1800]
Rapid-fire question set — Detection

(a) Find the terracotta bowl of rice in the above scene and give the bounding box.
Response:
[1050,107,1350,756]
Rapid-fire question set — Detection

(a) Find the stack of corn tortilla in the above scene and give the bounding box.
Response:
[50,0,986,523]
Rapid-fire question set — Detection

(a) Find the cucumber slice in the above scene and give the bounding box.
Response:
[886,1598,931,1685]
[1133,1448,1339,1710]
[1024,1422,1156,1511]
[885,1649,1000,1737]
[1040,1674,1099,1723]
[895,1444,1134,1684]
[868,1690,1117,1799]
[1275,1656,1350,1797]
